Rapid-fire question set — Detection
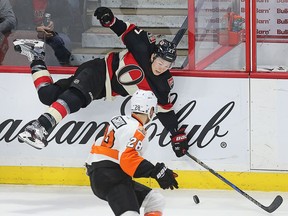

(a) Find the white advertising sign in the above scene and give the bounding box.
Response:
[250,79,288,171]
[0,73,250,171]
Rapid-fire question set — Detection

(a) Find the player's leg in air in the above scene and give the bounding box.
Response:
[14,39,58,149]
[13,39,106,150]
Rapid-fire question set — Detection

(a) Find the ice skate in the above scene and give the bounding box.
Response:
[18,120,48,150]
[13,39,45,62]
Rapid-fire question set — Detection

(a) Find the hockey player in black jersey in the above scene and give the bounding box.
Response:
[14,7,189,158]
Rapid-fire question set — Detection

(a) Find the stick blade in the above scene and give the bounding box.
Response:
[265,195,283,213]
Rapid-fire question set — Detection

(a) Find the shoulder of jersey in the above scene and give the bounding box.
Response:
[110,115,138,129]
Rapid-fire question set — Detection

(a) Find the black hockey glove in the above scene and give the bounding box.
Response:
[171,128,189,157]
[94,7,115,27]
[151,163,178,190]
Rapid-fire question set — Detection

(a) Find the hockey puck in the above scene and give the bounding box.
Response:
[193,195,200,204]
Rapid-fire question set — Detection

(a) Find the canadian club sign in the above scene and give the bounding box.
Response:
[0,95,235,148]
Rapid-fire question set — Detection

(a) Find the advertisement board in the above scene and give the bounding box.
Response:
[251,79,288,171]
[0,73,250,171]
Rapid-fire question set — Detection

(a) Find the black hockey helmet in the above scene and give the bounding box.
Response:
[154,39,177,63]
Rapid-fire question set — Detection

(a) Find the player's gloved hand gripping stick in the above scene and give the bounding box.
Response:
[171,128,189,157]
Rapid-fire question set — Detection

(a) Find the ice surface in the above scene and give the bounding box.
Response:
[0,185,287,216]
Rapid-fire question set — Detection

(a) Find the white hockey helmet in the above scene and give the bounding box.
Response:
[131,90,158,119]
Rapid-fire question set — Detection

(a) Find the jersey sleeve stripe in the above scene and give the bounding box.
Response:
[119,128,145,177]
[120,148,144,177]
[158,103,173,113]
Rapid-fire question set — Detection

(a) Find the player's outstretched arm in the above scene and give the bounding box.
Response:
[157,110,190,158]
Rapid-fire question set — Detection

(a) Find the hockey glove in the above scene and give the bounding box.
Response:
[151,163,178,190]
[94,7,115,27]
[171,128,189,157]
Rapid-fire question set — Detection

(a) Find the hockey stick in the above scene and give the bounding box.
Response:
[171,0,203,47]
[185,151,283,213]
[172,16,188,47]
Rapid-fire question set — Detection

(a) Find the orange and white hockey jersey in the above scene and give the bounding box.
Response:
[86,113,155,178]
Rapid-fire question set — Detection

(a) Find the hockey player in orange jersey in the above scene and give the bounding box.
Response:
[85,89,178,216]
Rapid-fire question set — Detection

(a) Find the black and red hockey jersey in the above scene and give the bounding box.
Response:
[105,18,179,135]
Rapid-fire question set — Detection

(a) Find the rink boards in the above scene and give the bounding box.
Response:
[0,73,287,191]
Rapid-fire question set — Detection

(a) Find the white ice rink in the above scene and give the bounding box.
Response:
[0,185,287,216]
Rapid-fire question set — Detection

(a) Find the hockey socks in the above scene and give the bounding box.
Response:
[38,99,70,132]
[31,60,53,91]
